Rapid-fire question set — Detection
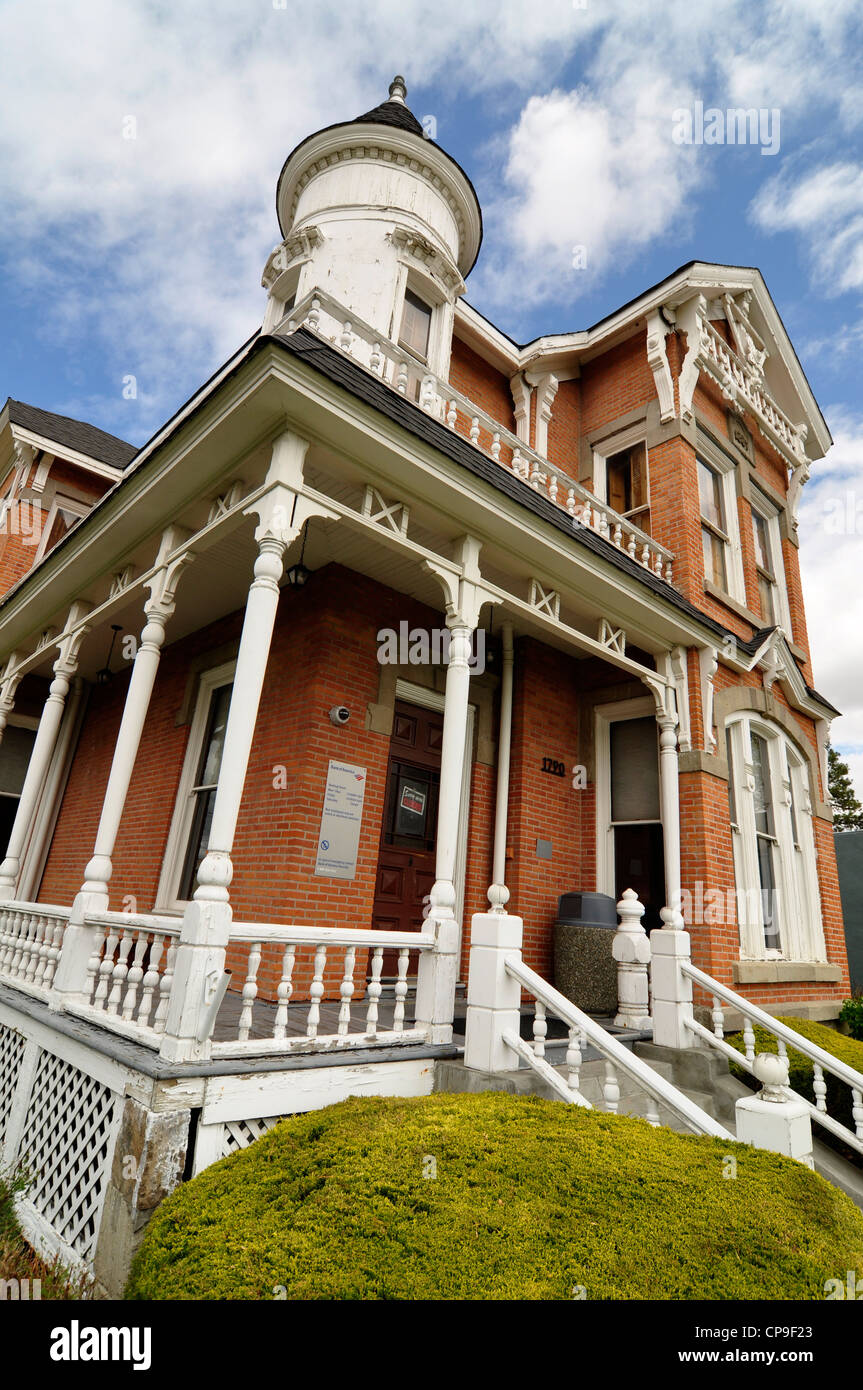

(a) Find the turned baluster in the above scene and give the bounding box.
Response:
[0,910,12,972]
[419,376,436,411]
[41,916,65,990]
[153,940,177,1034]
[338,321,353,352]
[337,946,356,1037]
[711,996,724,1039]
[84,928,106,1005]
[470,417,480,445]
[566,1025,582,1098]
[533,1000,547,1059]
[566,488,577,517]
[106,928,135,1015]
[813,1063,827,1112]
[665,561,673,583]
[640,543,651,567]
[396,361,409,395]
[366,946,384,1036]
[137,933,165,1028]
[24,915,46,983]
[603,1060,620,1113]
[446,400,458,429]
[306,296,321,331]
[852,1089,863,1142]
[93,925,120,1008]
[491,432,501,462]
[122,933,149,1021]
[627,533,637,558]
[273,944,296,1040]
[370,342,383,374]
[743,1017,756,1063]
[306,943,327,1038]
[548,474,558,504]
[612,523,622,547]
[9,912,29,977]
[393,948,410,1032]
[654,552,664,576]
[237,941,262,1042]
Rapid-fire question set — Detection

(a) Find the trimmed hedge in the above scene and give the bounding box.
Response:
[727,1017,863,1138]
[126,1091,863,1300]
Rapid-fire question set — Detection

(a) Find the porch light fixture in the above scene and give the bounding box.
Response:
[96,625,123,685]
[286,523,311,587]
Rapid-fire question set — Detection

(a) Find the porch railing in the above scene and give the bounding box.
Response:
[63,910,181,1048]
[213,923,436,1057]
[681,962,863,1158]
[0,902,70,998]
[504,956,731,1139]
[281,288,675,583]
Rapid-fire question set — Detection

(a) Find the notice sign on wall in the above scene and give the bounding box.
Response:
[314,760,368,880]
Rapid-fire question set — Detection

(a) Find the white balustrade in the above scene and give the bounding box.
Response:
[286,287,675,583]
[679,958,863,1157]
[699,319,806,462]
[0,903,70,996]
[209,923,437,1057]
[70,911,182,1045]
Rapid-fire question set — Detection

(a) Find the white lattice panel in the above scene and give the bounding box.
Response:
[223,1115,285,1154]
[0,1023,26,1152]
[18,1050,120,1261]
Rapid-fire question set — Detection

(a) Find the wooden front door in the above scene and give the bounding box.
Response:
[372,701,443,971]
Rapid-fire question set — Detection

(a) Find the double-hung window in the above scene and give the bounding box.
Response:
[725,714,825,961]
[698,459,729,589]
[398,289,433,361]
[750,494,791,633]
[157,663,234,909]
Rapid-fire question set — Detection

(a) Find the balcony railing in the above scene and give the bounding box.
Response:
[697,317,807,463]
[279,289,675,583]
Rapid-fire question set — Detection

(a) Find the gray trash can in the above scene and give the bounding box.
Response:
[553,891,618,1014]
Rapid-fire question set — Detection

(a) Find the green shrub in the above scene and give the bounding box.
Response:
[839,996,863,1042]
[126,1091,863,1301]
[727,1016,863,1140]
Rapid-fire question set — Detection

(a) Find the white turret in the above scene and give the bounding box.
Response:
[262,77,482,377]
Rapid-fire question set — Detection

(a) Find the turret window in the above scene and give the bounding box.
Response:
[398,289,432,360]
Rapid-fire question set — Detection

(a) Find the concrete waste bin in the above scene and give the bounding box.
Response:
[553,891,618,1014]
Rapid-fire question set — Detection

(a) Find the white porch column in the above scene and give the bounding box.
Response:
[658,707,682,912]
[160,429,339,1060]
[416,539,499,1043]
[487,621,514,915]
[0,606,91,901]
[52,532,192,999]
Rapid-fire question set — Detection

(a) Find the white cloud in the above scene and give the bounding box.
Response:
[750,162,863,293]
[798,408,863,785]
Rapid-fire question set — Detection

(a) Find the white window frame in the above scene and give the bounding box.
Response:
[155,660,236,912]
[390,265,453,380]
[592,424,650,524]
[695,449,746,606]
[750,490,792,635]
[726,713,825,962]
[595,696,661,896]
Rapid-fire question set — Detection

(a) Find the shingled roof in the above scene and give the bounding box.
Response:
[6,399,137,471]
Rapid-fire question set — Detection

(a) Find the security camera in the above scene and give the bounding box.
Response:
[329,706,350,726]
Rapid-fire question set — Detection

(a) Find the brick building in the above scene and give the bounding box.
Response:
[0,76,854,1286]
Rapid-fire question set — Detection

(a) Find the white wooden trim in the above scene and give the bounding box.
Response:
[394,677,474,960]
[154,659,236,912]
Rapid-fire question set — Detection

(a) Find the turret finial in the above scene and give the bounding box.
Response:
[388,75,407,105]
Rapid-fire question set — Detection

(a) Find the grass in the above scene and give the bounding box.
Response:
[0,1170,93,1300]
[126,1090,863,1301]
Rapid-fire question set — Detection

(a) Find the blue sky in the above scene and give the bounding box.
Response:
[1,0,862,788]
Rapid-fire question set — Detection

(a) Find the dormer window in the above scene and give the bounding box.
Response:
[398,289,432,360]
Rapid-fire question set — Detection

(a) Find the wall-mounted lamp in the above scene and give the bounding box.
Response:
[285,522,311,588]
[96,625,123,685]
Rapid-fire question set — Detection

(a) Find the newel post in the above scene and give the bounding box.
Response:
[650,907,696,1048]
[612,888,651,1030]
[463,895,524,1073]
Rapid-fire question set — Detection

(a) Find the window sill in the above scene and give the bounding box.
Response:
[732,960,842,985]
[703,579,761,625]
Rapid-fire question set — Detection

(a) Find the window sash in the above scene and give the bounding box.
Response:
[399,290,432,359]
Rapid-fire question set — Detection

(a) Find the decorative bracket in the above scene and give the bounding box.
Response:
[646,309,675,424]
[676,293,707,424]
[528,578,560,621]
[669,646,692,753]
[598,619,626,657]
[697,646,718,752]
